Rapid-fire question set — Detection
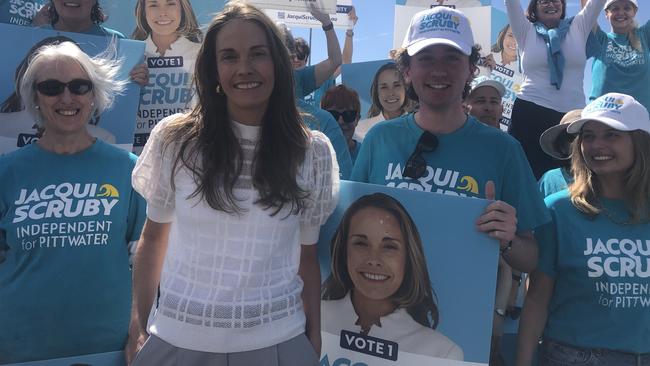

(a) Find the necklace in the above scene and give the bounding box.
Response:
[597,199,650,226]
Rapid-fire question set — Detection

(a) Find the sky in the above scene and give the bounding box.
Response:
[291,0,650,98]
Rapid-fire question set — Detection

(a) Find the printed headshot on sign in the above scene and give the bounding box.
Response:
[131,0,203,153]
[318,181,499,366]
[322,192,464,361]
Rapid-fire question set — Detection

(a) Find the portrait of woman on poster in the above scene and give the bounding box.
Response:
[485,24,519,68]
[355,63,410,141]
[132,0,202,59]
[0,36,115,154]
[321,193,463,361]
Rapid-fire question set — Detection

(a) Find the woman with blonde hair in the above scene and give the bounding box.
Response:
[517,92,650,366]
[583,0,650,110]
[126,2,338,365]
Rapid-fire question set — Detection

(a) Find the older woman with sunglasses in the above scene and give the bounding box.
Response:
[505,0,606,179]
[321,84,362,164]
[0,41,145,363]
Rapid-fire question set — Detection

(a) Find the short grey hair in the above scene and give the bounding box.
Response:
[19,40,127,125]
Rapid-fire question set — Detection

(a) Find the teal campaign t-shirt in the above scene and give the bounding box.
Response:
[42,23,125,38]
[538,167,572,198]
[587,23,650,110]
[0,0,46,26]
[0,140,146,363]
[298,99,352,180]
[295,65,317,99]
[537,190,650,353]
[351,114,549,232]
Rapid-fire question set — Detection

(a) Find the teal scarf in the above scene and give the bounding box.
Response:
[534,17,574,90]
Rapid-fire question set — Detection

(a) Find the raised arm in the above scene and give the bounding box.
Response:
[309,3,342,87]
[332,6,358,79]
[504,0,531,46]
[576,0,608,35]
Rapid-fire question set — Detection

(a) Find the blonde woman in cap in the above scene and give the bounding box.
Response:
[582,0,650,111]
[351,6,549,274]
[517,92,650,366]
[537,109,582,197]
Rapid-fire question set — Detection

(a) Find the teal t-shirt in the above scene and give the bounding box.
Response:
[350,139,361,165]
[0,140,146,363]
[303,76,336,108]
[586,23,650,110]
[536,190,650,353]
[294,65,317,99]
[0,0,46,26]
[298,99,352,180]
[351,114,550,232]
[538,167,573,198]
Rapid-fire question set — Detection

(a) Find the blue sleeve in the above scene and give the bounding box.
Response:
[535,212,558,278]
[585,28,605,59]
[313,77,336,106]
[350,134,372,183]
[294,66,317,99]
[501,142,551,232]
[320,114,352,180]
[640,20,650,40]
[126,188,146,243]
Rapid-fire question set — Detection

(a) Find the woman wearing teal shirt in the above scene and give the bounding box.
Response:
[584,0,650,110]
[517,93,650,366]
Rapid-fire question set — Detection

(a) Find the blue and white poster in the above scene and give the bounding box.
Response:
[318,181,498,366]
[396,0,490,8]
[341,59,391,119]
[0,24,145,154]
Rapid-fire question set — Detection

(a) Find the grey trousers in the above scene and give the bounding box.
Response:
[132,333,319,366]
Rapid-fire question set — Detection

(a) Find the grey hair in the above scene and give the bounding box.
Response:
[19,39,127,125]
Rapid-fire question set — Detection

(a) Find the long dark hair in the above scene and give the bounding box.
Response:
[322,193,440,329]
[49,0,105,25]
[161,2,309,216]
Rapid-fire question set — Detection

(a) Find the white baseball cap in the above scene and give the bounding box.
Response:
[605,0,638,10]
[469,76,506,98]
[567,93,650,134]
[402,6,474,56]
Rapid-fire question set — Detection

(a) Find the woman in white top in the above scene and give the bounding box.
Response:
[355,62,410,141]
[126,2,339,366]
[505,0,606,179]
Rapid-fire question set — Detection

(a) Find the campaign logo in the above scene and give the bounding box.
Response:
[585,96,625,115]
[339,330,398,361]
[12,182,120,223]
[418,12,460,34]
[384,163,480,197]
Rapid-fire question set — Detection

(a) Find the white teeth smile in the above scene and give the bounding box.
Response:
[362,272,388,281]
[593,155,613,161]
[156,20,173,25]
[64,2,80,7]
[385,98,399,103]
[428,84,448,89]
[57,109,79,116]
[234,82,261,90]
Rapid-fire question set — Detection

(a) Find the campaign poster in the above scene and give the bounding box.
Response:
[341,59,391,119]
[318,181,498,366]
[248,0,337,14]
[0,0,47,26]
[255,0,353,30]
[396,0,491,8]
[0,24,145,154]
[477,8,523,131]
[5,351,124,366]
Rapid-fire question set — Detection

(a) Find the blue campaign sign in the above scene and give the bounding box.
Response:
[341,59,391,119]
[0,24,145,153]
[5,351,124,366]
[318,181,498,365]
[395,0,491,7]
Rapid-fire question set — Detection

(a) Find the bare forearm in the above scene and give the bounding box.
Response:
[314,28,342,87]
[515,272,553,366]
[502,233,538,273]
[299,245,321,348]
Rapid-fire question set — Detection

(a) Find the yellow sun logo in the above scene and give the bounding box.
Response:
[457,176,479,194]
[97,184,119,198]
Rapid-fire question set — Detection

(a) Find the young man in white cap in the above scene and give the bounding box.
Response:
[465,76,506,129]
[351,6,549,273]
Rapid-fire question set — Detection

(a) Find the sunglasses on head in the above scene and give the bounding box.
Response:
[327,109,358,124]
[403,131,438,179]
[35,79,93,97]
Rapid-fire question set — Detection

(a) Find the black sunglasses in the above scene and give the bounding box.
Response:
[327,110,358,124]
[295,52,308,61]
[35,79,93,96]
[403,131,438,179]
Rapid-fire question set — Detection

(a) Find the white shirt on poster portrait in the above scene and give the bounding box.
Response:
[354,114,384,142]
[321,294,464,361]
